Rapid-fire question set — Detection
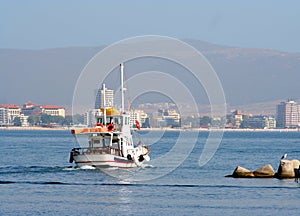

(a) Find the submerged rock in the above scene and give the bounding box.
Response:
[276,159,300,178]
[232,166,254,178]
[253,164,275,177]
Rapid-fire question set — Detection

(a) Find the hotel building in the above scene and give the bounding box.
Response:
[95,87,114,108]
[40,105,66,118]
[276,100,300,128]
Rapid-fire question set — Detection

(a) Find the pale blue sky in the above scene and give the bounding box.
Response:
[1,0,300,52]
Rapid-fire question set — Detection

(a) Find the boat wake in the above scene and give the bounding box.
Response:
[140,164,155,168]
[63,164,154,172]
[78,165,96,170]
[104,167,120,170]
[63,165,97,171]
[0,165,67,175]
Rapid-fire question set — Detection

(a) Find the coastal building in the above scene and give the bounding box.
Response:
[242,115,265,129]
[84,109,101,127]
[19,114,29,127]
[264,117,276,129]
[95,87,114,108]
[0,108,9,126]
[22,102,42,116]
[129,110,141,128]
[226,110,243,128]
[139,111,150,128]
[128,109,150,128]
[0,102,66,127]
[0,104,22,125]
[239,115,276,129]
[154,109,181,128]
[40,105,66,118]
[22,102,65,118]
[276,100,300,128]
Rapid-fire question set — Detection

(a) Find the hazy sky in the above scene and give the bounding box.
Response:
[1,0,300,52]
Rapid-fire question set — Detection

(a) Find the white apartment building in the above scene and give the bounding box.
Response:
[0,104,22,125]
[129,110,141,127]
[276,100,300,128]
[84,109,101,127]
[129,110,149,128]
[20,114,29,127]
[95,87,114,108]
[0,108,9,126]
[155,109,181,128]
[40,105,66,118]
[264,117,276,129]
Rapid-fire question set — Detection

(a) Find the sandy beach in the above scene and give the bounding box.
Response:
[0,126,299,132]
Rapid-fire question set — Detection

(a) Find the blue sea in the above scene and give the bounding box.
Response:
[1,130,300,215]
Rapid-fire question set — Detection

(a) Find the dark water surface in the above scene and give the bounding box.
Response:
[0,130,300,215]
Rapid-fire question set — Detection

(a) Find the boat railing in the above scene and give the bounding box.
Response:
[72,146,122,156]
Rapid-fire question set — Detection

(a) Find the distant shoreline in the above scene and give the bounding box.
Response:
[0,126,70,131]
[140,128,300,132]
[0,126,299,132]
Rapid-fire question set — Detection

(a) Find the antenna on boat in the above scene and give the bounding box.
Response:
[103,83,107,125]
[120,63,126,113]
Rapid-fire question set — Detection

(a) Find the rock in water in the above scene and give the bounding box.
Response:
[291,159,300,169]
[232,166,254,178]
[253,164,275,177]
[276,159,300,178]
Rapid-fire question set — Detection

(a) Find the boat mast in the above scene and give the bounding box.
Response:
[103,83,107,125]
[120,63,125,113]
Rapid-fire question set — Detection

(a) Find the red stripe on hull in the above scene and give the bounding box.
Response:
[75,160,134,164]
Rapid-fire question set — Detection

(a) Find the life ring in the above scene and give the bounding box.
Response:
[96,123,104,127]
[107,123,115,132]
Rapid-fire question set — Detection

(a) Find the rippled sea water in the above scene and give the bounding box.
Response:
[0,130,300,215]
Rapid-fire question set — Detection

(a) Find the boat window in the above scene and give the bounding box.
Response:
[114,117,120,124]
[97,118,103,123]
[106,117,113,124]
[93,140,100,144]
[103,139,109,147]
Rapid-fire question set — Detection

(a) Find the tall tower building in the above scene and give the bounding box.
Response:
[95,87,114,108]
[276,100,300,128]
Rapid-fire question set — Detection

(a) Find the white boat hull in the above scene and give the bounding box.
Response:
[73,153,138,168]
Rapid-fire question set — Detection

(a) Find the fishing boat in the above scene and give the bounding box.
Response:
[69,64,150,168]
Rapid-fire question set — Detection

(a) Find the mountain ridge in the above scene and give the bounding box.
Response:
[1,39,299,111]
